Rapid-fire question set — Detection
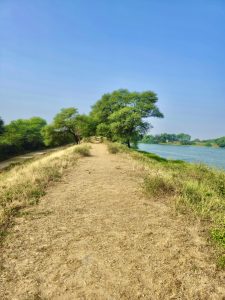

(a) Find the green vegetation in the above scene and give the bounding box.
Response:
[42,108,95,146]
[141,133,225,148]
[0,88,163,160]
[0,144,90,239]
[91,89,163,147]
[142,133,192,145]
[0,117,47,161]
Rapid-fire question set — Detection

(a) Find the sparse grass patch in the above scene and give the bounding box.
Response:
[107,143,120,154]
[106,142,129,154]
[144,173,176,198]
[73,144,91,156]
[0,144,89,239]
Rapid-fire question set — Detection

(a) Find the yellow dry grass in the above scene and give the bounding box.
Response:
[0,144,90,236]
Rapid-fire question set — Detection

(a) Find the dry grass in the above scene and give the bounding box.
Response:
[112,143,225,267]
[106,142,129,154]
[0,144,91,238]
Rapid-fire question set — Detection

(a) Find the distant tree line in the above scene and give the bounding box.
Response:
[141,133,192,145]
[201,137,225,148]
[141,133,225,148]
[0,89,163,160]
[1,89,224,161]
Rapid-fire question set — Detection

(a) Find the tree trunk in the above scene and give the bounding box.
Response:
[127,140,131,148]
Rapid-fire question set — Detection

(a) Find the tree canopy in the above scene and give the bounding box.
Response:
[91,89,163,147]
[41,108,96,146]
[3,117,46,150]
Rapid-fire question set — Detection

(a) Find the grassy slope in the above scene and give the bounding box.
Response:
[0,144,91,239]
[108,142,225,267]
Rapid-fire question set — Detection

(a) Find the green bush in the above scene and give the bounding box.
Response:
[0,142,20,161]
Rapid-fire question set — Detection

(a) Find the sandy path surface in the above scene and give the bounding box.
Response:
[0,144,224,299]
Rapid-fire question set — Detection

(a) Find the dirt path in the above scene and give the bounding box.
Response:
[0,144,224,299]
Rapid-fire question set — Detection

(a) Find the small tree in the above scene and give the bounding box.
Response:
[53,108,81,144]
[41,108,94,146]
[109,107,149,147]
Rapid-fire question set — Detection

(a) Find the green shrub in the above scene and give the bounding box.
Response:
[211,228,225,248]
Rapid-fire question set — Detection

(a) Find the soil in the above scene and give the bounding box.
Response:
[0,144,224,299]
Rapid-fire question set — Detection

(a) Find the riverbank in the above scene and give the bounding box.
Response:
[0,143,224,299]
[141,141,220,147]
[114,142,225,267]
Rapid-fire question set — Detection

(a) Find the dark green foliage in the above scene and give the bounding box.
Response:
[4,117,47,150]
[0,117,4,135]
[201,136,225,148]
[141,133,192,144]
[41,108,96,146]
[0,117,47,161]
[216,137,225,148]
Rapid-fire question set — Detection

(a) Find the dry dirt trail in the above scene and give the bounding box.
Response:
[0,144,224,299]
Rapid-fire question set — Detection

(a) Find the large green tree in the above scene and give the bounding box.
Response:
[4,117,46,150]
[91,89,163,147]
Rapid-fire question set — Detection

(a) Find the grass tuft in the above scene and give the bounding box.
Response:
[107,142,129,154]
[144,174,176,198]
[107,143,120,154]
[73,144,91,156]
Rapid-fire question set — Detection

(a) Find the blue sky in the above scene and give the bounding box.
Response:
[0,0,224,139]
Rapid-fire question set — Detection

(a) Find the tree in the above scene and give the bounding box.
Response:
[0,117,4,135]
[216,137,225,148]
[90,89,163,147]
[4,117,46,150]
[52,108,81,144]
[109,107,150,147]
[41,108,94,146]
[41,124,73,146]
[75,115,96,138]
[177,133,191,143]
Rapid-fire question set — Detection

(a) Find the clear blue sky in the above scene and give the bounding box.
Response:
[0,0,224,139]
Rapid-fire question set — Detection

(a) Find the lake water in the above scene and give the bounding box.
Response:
[138,143,225,170]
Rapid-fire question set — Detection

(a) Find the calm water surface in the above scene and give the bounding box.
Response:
[138,144,225,170]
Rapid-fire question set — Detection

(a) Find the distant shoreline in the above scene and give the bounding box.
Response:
[139,142,221,148]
